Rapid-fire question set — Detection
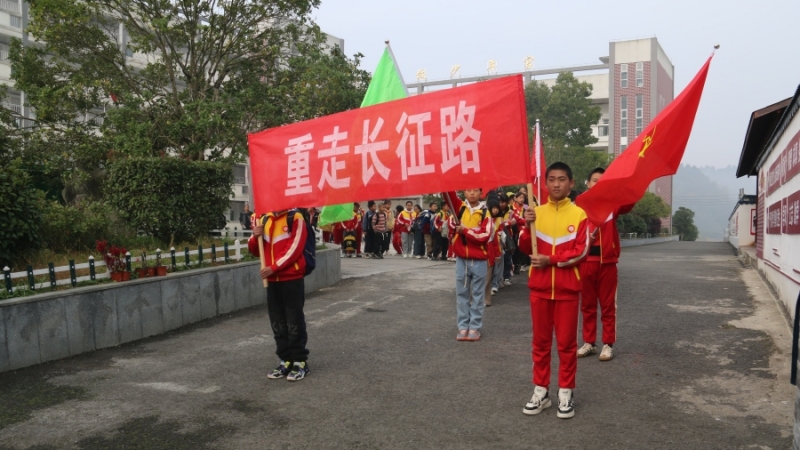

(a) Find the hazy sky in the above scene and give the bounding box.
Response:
[313,0,800,169]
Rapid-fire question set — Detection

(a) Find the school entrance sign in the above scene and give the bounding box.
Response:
[248,76,531,213]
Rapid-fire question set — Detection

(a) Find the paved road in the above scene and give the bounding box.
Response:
[0,242,792,449]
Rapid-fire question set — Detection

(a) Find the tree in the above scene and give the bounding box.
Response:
[631,192,671,235]
[11,0,369,199]
[106,158,233,245]
[524,72,607,184]
[616,214,647,235]
[673,207,699,241]
[0,160,43,266]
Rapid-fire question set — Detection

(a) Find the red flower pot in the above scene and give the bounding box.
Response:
[146,267,156,277]
[135,268,147,278]
[121,271,131,281]
[156,266,167,276]
[111,272,123,282]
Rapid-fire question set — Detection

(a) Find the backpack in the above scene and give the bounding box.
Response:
[285,210,316,276]
[412,214,424,233]
[363,210,375,232]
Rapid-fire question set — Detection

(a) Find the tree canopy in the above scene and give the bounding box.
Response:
[673,207,699,241]
[524,72,607,184]
[11,0,370,199]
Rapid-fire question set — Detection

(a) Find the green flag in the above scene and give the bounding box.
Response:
[318,44,409,226]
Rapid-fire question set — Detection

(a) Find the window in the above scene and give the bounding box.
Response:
[636,62,643,87]
[241,185,249,194]
[620,96,628,138]
[621,144,627,151]
[620,64,628,88]
[9,15,21,28]
[598,117,609,137]
[635,94,643,136]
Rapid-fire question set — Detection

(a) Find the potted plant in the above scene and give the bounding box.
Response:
[135,251,148,278]
[96,240,130,281]
[145,251,157,277]
[155,249,167,276]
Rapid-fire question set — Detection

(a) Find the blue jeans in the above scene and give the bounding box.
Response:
[455,258,488,330]
[492,256,504,289]
[503,251,513,279]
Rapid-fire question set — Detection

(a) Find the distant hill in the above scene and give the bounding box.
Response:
[672,165,755,241]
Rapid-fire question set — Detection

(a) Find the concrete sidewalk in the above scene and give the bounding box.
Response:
[0,242,792,449]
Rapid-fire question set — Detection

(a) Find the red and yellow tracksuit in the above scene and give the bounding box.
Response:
[342,212,362,255]
[443,192,493,261]
[518,197,589,389]
[397,209,415,231]
[247,210,308,283]
[579,204,633,346]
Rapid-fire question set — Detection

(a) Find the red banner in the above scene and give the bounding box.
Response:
[248,76,531,213]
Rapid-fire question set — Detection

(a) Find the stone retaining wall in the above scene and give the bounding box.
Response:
[620,235,680,247]
[0,247,340,373]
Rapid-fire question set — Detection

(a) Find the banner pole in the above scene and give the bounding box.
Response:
[258,215,268,288]
[527,183,537,255]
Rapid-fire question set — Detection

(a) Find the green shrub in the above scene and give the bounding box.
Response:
[38,200,136,251]
[0,160,43,265]
[106,158,233,245]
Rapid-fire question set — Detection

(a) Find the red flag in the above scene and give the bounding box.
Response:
[248,76,531,213]
[531,120,548,206]
[576,55,713,226]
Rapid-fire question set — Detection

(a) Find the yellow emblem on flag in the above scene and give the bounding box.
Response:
[638,126,656,158]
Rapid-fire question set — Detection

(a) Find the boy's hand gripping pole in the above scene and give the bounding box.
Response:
[527,183,537,255]
[258,215,268,288]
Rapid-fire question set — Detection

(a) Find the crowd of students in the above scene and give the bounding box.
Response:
[248,162,627,422]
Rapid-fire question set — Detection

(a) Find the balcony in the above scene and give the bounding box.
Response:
[0,0,19,14]
[2,101,20,114]
[0,43,7,61]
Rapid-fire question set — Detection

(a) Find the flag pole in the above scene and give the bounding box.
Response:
[527,185,537,255]
[258,215,268,288]
[528,121,541,255]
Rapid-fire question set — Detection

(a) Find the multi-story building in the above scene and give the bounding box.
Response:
[408,37,675,229]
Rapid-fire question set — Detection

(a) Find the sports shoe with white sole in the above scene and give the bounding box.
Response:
[287,361,309,381]
[557,388,575,419]
[504,279,511,286]
[599,344,614,361]
[267,360,292,379]
[491,287,498,295]
[523,386,551,415]
[577,343,597,358]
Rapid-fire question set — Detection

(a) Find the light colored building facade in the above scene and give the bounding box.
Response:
[726,192,757,249]
[737,84,800,318]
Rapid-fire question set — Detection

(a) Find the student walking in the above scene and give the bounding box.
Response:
[443,189,493,342]
[577,168,634,362]
[397,201,416,258]
[412,204,426,258]
[249,209,311,382]
[363,201,378,258]
[371,203,389,259]
[519,162,589,419]
[392,204,405,255]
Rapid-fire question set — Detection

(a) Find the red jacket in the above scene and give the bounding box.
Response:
[248,210,308,282]
[443,192,493,260]
[584,203,634,264]
[518,198,590,300]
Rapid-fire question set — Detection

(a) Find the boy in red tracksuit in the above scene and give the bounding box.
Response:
[519,162,589,419]
[577,167,634,362]
[249,209,310,382]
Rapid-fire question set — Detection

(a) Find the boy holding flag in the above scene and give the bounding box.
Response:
[519,162,589,419]
[577,168,634,361]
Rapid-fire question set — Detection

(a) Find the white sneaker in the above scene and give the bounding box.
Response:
[577,343,597,358]
[523,386,551,415]
[557,388,575,419]
[491,287,498,295]
[504,279,511,286]
[403,254,408,258]
[599,344,613,361]
[415,255,421,259]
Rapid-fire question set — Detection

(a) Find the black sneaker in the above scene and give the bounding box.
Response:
[267,360,292,379]
[287,361,309,381]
